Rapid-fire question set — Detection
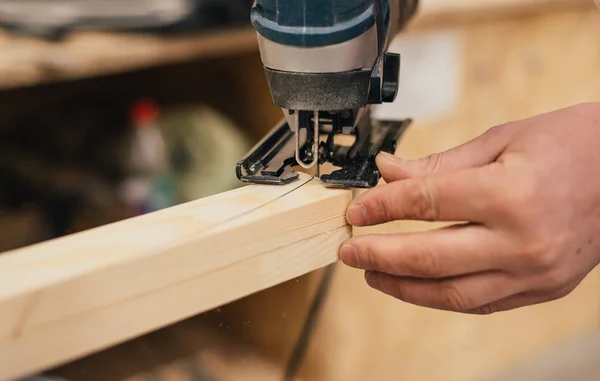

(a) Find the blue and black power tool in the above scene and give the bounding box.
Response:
[237,0,419,189]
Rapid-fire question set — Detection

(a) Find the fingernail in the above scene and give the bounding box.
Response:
[340,244,358,267]
[347,203,367,226]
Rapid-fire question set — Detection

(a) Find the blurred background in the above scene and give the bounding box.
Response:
[1,0,600,381]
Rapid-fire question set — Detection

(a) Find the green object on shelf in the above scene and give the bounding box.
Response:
[148,174,179,211]
[159,104,251,202]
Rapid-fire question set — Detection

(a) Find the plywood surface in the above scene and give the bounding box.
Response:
[292,7,600,381]
[0,174,351,381]
[482,330,600,381]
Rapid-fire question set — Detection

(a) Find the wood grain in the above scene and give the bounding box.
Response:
[0,174,351,381]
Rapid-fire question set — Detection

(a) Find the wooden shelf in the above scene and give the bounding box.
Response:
[0,0,591,91]
[0,26,258,90]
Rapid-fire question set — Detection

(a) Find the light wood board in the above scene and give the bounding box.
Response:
[0,174,351,381]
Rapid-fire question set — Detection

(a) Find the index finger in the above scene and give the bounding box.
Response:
[347,164,501,226]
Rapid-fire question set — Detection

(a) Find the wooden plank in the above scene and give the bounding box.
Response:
[0,174,352,381]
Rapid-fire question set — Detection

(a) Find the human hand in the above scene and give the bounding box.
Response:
[340,103,600,314]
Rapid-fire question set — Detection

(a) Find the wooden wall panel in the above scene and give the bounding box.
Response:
[297,7,600,381]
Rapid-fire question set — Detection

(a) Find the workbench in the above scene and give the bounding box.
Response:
[0,0,599,380]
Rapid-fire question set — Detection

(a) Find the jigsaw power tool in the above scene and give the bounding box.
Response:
[237,0,419,188]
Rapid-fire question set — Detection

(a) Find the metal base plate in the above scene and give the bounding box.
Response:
[236,118,411,189]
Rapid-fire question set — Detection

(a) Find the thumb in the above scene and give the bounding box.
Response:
[377,124,515,183]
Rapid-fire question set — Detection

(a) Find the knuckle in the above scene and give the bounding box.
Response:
[507,173,539,212]
[488,168,539,220]
[472,303,499,315]
[374,275,407,301]
[485,122,516,140]
[408,248,442,277]
[517,241,541,265]
[518,241,557,271]
[422,153,444,174]
[536,267,572,291]
[552,282,578,300]
[388,281,409,301]
[357,242,372,269]
[374,194,396,223]
[361,240,385,270]
[365,245,378,269]
[488,194,512,217]
[535,250,559,271]
[406,181,439,221]
[516,232,567,272]
[485,124,503,137]
[440,284,469,311]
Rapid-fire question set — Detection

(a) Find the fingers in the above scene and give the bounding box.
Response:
[376,124,516,183]
[364,270,523,312]
[465,278,582,315]
[347,165,500,226]
[341,224,510,278]
[362,270,582,314]
[465,294,541,315]
[376,154,416,183]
